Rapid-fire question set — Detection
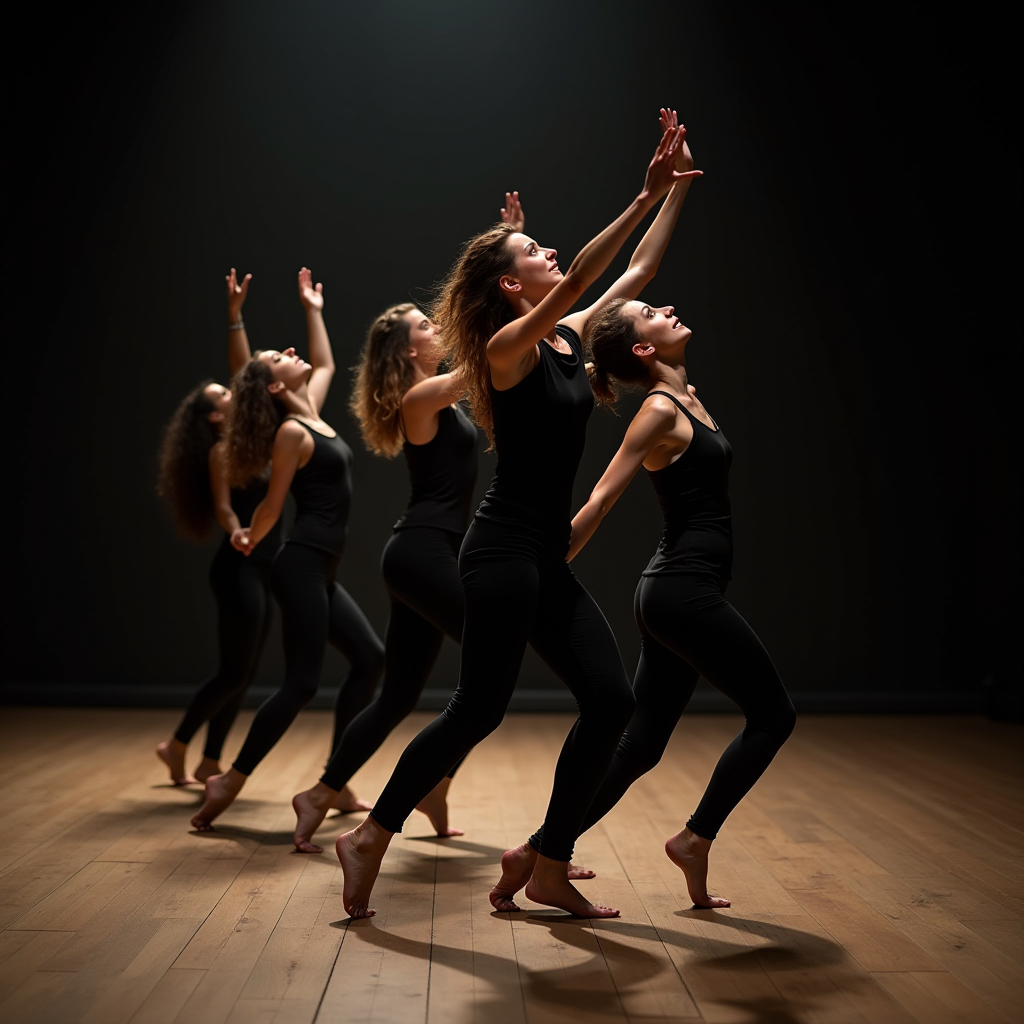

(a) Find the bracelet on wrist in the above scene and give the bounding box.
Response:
[228,320,245,331]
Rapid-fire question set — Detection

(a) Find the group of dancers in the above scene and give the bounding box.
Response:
[155,111,795,920]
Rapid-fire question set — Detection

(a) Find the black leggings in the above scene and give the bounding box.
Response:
[173,542,272,761]
[566,574,795,842]
[320,527,465,791]
[370,520,634,861]
[232,542,384,777]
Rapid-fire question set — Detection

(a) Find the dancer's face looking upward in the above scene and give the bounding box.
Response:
[257,348,310,391]
[626,301,691,356]
[202,383,232,422]
[500,233,562,305]
[402,309,442,366]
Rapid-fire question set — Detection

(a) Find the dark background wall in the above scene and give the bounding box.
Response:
[4,1,1020,712]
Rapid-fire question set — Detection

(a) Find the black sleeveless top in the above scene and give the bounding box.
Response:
[285,419,353,557]
[475,324,593,553]
[395,404,478,535]
[642,390,734,581]
[225,475,280,564]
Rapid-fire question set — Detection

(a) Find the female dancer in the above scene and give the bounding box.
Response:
[290,195,531,852]
[156,269,279,785]
[562,285,797,908]
[191,268,385,830]
[337,116,701,919]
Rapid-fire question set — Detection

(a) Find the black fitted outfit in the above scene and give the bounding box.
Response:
[560,391,795,843]
[319,405,477,791]
[231,421,384,777]
[370,327,634,861]
[173,480,279,760]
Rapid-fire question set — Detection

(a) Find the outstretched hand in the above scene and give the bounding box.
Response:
[643,126,702,201]
[659,108,696,174]
[226,268,251,321]
[298,267,324,313]
[500,191,525,232]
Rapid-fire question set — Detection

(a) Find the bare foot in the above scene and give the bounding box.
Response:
[336,817,394,919]
[414,777,464,837]
[156,740,190,786]
[489,842,538,912]
[190,768,247,831]
[332,784,373,814]
[524,854,620,918]
[193,757,221,784]
[567,862,596,880]
[292,783,338,853]
[665,828,731,908]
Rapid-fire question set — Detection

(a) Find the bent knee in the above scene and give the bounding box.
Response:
[750,698,796,743]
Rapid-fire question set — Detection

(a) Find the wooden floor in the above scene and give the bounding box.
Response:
[0,710,1020,1024]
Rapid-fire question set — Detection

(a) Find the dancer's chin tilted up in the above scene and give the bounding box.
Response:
[156,269,279,787]
[190,268,384,832]
[551,143,796,905]
[336,110,702,920]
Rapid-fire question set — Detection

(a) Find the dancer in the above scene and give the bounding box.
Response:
[290,194,530,852]
[336,114,701,919]
[561,261,797,908]
[156,269,279,785]
[191,268,385,830]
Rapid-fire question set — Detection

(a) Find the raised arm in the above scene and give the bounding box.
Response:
[487,126,692,377]
[226,268,253,376]
[297,267,335,415]
[568,398,677,560]
[233,421,308,553]
[401,371,466,444]
[561,111,701,337]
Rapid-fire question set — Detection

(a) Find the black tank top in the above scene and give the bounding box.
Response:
[642,390,733,581]
[475,324,593,552]
[284,419,353,557]
[395,404,478,534]
[225,475,280,563]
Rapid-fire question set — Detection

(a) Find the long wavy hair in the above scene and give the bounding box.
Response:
[584,298,650,407]
[349,302,416,457]
[434,222,518,447]
[156,380,221,540]
[224,357,286,488]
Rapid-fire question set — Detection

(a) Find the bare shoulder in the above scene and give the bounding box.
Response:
[637,392,681,423]
[276,419,309,444]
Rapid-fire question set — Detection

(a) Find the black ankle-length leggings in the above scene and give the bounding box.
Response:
[320,526,465,791]
[370,520,634,861]
[560,573,795,843]
[173,542,272,761]
[232,541,384,777]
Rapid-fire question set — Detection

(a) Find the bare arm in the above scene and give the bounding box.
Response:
[568,398,679,560]
[234,421,307,553]
[401,372,467,445]
[487,127,691,380]
[297,267,335,415]
[209,443,241,536]
[561,113,701,337]
[226,268,253,376]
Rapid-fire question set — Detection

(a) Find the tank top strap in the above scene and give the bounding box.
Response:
[646,389,691,417]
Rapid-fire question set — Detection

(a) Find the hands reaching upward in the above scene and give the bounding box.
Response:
[298,267,324,313]
[226,267,251,323]
[642,123,702,203]
[659,108,698,176]
[500,191,525,232]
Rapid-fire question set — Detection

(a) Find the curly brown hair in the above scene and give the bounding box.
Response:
[434,222,518,447]
[584,298,650,407]
[224,357,285,488]
[156,380,221,540]
[349,302,417,457]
